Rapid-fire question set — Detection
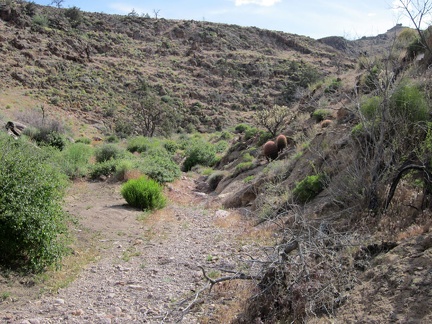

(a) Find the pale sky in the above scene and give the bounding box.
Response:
[31,0,421,39]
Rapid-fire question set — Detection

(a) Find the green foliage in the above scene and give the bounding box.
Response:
[139,147,181,183]
[292,174,327,204]
[214,140,229,153]
[324,78,342,93]
[105,135,119,143]
[390,82,429,122]
[351,123,364,137]
[89,159,117,179]
[64,6,82,28]
[235,123,251,133]
[59,143,93,179]
[312,109,332,122]
[220,131,233,140]
[75,137,91,144]
[121,176,166,210]
[182,139,217,171]
[360,96,382,120]
[244,126,259,140]
[127,136,152,153]
[0,135,69,272]
[163,139,178,154]
[32,14,49,27]
[235,161,254,174]
[94,144,123,163]
[29,128,65,150]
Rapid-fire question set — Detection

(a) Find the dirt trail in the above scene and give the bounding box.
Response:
[1,174,264,323]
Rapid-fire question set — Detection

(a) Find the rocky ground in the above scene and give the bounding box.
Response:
[0,174,270,323]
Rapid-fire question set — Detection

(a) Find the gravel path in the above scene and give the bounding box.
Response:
[1,175,263,323]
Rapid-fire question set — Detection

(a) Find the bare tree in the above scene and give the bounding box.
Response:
[153,9,160,19]
[50,0,65,8]
[395,0,432,55]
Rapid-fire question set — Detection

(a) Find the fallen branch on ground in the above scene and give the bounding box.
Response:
[198,265,261,293]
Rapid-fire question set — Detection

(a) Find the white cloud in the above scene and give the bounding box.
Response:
[234,0,282,7]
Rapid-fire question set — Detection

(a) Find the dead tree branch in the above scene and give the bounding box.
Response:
[198,265,260,293]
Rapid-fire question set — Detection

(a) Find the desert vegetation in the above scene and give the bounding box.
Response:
[1,0,432,323]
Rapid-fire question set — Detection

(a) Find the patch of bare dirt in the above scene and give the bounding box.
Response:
[0,174,268,323]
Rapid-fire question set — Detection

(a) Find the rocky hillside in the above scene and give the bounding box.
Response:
[0,1,399,136]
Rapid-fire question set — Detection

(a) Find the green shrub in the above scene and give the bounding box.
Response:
[207,171,226,190]
[215,140,228,153]
[60,143,93,179]
[75,137,91,144]
[0,135,69,272]
[360,96,382,120]
[121,176,166,210]
[292,174,327,204]
[390,83,429,122]
[163,139,178,154]
[140,147,181,183]
[64,6,82,28]
[244,127,259,140]
[32,14,49,27]
[127,136,152,153]
[90,159,117,179]
[182,139,217,171]
[105,135,119,143]
[29,128,65,150]
[312,109,332,122]
[324,78,342,93]
[235,123,251,133]
[351,123,364,137]
[114,159,135,181]
[220,131,233,140]
[235,161,254,174]
[95,144,122,163]
[258,131,273,146]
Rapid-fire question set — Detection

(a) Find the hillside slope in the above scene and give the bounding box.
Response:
[1,2,431,323]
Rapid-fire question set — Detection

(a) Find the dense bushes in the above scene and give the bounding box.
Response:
[121,176,166,210]
[182,138,217,171]
[0,135,69,272]
[95,144,123,163]
[59,143,93,179]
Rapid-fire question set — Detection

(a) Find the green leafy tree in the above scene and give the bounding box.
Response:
[131,79,180,137]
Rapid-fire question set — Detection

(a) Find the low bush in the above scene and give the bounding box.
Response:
[89,159,117,179]
[182,139,217,171]
[127,136,152,153]
[140,148,181,183]
[292,174,327,204]
[121,176,166,210]
[75,137,91,144]
[207,171,226,190]
[312,109,332,122]
[360,96,382,120]
[60,143,93,179]
[390,82,429,122]
[0,135,69,272]
[235,123,251,133]
[94,144,123,163]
